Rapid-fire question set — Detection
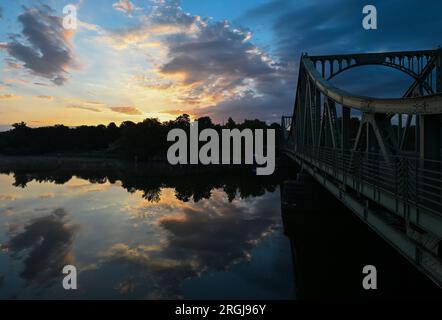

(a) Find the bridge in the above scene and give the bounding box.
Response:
[281,49,442,287]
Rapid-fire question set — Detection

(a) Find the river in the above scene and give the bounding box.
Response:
[0,158,439,299]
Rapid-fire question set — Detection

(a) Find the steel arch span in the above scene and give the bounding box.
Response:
[282,48,442,287]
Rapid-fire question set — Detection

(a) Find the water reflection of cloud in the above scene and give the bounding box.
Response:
[0,207,14,217]
[64,178,114,194]
[0,170,282,298]
[91,190,280,298]
[1,209,77,287]
[123,188,193,221]
[100,242,197,299]
[158,193,278,271]
[0,194,20,201]
[38,193,55,199]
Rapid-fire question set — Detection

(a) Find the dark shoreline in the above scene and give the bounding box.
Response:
[0,154,282,203]
[0,154,282,177]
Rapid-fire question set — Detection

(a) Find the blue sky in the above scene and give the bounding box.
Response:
[0,0,441,130]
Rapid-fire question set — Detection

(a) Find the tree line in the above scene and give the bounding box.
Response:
[0,115,282,160]
[0,156,282,203]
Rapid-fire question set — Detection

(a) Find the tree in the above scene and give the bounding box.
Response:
[12,122,29,130]
[120,121,136,130]
[197,116,213,129]
[175,114,190,125]
[226,117,236,129]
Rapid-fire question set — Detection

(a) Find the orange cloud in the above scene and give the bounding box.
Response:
[37,95,54,100]
[0,94,18,100]
[110,106,142,115]
[67,105,102,112]
[85,100,104,106]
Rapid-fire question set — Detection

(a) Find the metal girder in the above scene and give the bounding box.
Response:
[302,58,442,114]
[327,62,434,95]
[309,49,437,64]
[399,114,413,151]
[366,114,398,164]
[325,98,340,149]
[403,55,438,97]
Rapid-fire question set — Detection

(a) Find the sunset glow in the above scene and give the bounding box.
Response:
[0,0,291,129]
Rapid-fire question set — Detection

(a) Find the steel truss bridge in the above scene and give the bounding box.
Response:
[282,49,442,287]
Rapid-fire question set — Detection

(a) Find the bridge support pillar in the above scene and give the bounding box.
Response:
[431,48,442,162]
[419,115,442,161]
[437,48,442,93]
[341,106,351,150]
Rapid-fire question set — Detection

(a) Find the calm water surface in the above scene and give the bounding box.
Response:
[0,159,439,299]
[0,166,294,299]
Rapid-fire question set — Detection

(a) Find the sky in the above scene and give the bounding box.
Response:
[0,0,442,130]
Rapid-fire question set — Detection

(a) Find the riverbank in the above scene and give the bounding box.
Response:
[0,154,283,178]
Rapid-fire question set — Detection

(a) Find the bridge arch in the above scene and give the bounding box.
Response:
[325,62,434,95]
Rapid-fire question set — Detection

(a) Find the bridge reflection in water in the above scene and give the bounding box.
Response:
[282,49,442,288]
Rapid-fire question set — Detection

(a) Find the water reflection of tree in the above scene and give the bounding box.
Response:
[11,172,72,188]
[0,162,280,203]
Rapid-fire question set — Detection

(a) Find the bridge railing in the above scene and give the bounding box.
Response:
[284,144,442,218]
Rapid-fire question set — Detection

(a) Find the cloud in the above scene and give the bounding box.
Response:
[3,5,77,86]
[113,0,136,16]
[160,21,277,87]
[272,0,442,58]
[5,60,22,70]
[0,81,12,90]
[102,0,292,123]
[110,106,142,115]
[67,105,101,112]
[85,100,104,105]
[33,82,52,87]
[116,0,293,122]
[107,2,200,49]
[36,95,54,100]
[193,92,293,124]
[242,0,442,99]
[0,94,18,100]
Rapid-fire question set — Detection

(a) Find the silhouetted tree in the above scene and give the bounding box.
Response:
[226,117,236,129]
[0,114,283,161]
